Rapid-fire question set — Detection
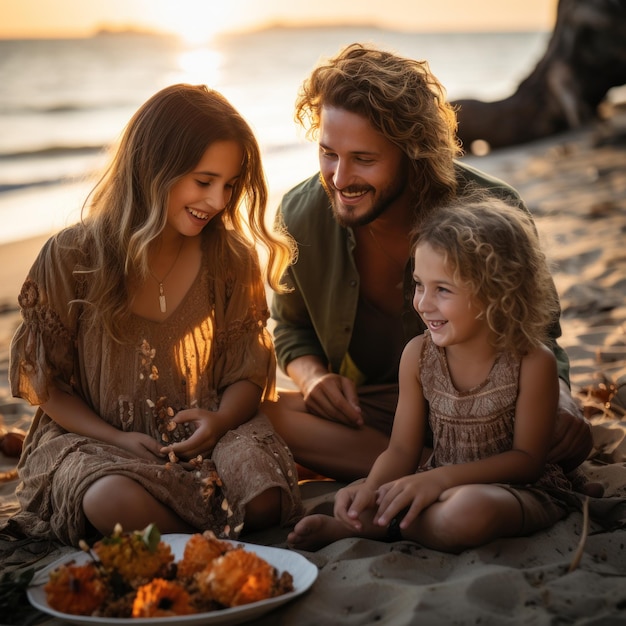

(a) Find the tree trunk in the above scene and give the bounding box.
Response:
[451,0,626,152]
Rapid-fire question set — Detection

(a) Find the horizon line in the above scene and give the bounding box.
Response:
[0,20,551,41]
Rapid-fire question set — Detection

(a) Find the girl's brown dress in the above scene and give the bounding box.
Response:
[420,332,580,534]
[8,224,302,545]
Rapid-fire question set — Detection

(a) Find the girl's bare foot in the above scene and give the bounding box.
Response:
[287,514,354,551]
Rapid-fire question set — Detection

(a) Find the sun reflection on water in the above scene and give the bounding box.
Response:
[175,47,223,86]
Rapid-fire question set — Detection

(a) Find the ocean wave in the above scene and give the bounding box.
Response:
[0,178,71,194]
[0,103,87,115]
[0,99,138,116]
[0,144,107,161]
[0,141,310,161]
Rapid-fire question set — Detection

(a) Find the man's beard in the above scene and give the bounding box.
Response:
[320,169,409,228]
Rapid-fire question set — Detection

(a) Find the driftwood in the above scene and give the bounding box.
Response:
[451,0,626,152]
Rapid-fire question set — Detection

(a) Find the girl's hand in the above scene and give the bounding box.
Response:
[334,480,378,531]
[160,408,225,460]
[375,471,447,529]
[114,431,165,461]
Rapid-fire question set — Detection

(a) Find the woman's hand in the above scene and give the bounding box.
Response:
[160,408,225,460]
[114,431,165,461]
[41,386,165,462]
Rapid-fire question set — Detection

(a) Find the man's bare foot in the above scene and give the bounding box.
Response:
[287,514,354,551]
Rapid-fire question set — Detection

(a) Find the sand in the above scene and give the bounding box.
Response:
[1,107,625,625]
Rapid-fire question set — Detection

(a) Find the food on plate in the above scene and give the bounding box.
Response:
[44,561,108,616]
[42,524,294,618]
[176,531,234,579]
[92,523,175,584]
[131,578,194,618]
[195,548,295,607]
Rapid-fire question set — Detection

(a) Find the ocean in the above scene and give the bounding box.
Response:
[0,26,550,245]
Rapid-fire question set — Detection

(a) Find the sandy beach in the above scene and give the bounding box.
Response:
[1,106,625,624]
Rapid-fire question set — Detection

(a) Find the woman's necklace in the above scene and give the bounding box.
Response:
[148,238,185,313]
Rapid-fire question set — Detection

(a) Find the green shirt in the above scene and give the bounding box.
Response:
[271,161,570,386]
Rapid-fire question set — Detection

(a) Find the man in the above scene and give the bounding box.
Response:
[262,43,592,483]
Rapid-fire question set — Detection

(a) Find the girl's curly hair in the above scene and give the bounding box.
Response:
[412,192,560,356]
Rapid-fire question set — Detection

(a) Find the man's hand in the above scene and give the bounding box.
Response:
[284,355,364,427]
[302,372,363,427]
[548,380,593,472]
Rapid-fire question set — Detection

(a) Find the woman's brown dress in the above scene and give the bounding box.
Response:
[8,224,302,545]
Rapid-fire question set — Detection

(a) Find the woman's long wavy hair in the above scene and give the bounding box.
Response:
[411,193,560,356]
[294,43,461,217]
[73,84,294,342]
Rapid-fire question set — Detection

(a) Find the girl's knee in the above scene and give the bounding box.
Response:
[410,485,523,552]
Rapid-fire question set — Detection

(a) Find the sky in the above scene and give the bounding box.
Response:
[1,0,559,42]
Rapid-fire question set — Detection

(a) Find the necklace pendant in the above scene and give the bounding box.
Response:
[149,238,185,315]
[158,283,166,313]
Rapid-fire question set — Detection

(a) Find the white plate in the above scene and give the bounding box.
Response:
[27,534,318,626]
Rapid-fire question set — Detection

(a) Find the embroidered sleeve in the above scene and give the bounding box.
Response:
[9,234,80,405]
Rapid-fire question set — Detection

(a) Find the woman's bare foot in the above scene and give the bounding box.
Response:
[287,514,354,551]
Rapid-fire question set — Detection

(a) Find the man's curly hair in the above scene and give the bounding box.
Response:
[412,193,560,356]
[295,43,461,214]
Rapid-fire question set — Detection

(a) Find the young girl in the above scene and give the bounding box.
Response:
[7,84,303,546]
[288,194,579,553]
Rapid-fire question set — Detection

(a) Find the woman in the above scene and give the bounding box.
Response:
[8,84,302,545]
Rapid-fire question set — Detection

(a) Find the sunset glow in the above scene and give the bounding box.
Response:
[1,0,558,40]
[146,1,236,45]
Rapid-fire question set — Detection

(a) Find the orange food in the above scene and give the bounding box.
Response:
[93,527,174,584]
[132,578,193,617]
[195,548,293,607]
[43,525,295,617]
[177,531,234,579]
[44,562,108,616]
